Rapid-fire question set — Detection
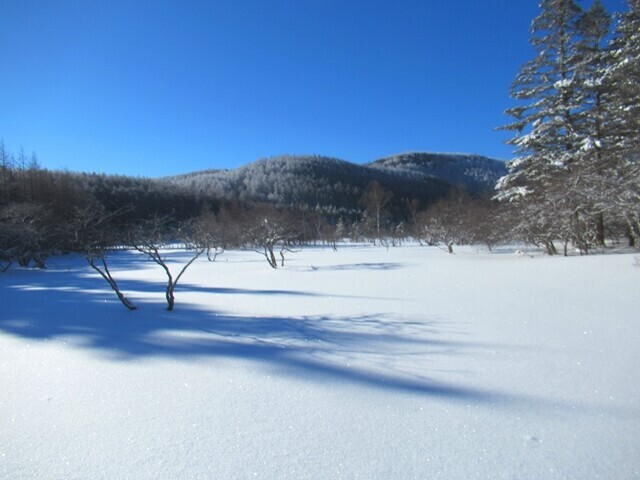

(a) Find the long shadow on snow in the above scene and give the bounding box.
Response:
[0,259,556,407]
[179,285,336,298]
[311,262,406,272]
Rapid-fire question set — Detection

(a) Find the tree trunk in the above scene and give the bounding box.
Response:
[265,243,278,269]
[166,283,175,311]
[87,256,137,310]
[165,248,204,311]
[279,247,286,267]
[544,240,558,256]
[596,213,606,247]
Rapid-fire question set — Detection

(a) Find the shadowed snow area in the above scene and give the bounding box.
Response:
[1,245,639,479]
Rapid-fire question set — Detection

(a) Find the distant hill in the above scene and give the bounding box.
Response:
[165,153,505,215]
[367,152,507,194]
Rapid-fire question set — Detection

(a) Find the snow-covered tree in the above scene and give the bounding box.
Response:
[604,0,640,243]
[568,0,613,245]
[497,0,584,202]
[495,0,636,253]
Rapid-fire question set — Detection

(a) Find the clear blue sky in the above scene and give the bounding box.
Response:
[0,0,628,177]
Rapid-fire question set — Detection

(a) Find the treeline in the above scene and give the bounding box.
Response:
[0,140,506,277]
[0,143,205,270]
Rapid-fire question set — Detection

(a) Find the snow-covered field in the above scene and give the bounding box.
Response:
[1,244,639,479]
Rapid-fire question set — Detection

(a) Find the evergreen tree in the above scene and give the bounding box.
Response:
[497,0,584,199]
[494,0,640,252]
[496,0,585,253]
[605,0,640,242]
[570,0,613,246]
[574,0,612,153]
[608,0,640,153]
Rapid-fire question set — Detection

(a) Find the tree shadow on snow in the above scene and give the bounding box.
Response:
[0,257,574,409]
[310,262,407,272]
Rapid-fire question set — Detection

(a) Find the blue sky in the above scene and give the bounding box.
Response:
[0,0,628,177]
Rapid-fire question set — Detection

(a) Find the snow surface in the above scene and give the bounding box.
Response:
[1,245,639,479]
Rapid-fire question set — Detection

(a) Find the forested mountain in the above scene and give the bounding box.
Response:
[0,147,517,273]
[165,152,503,214]
[367,152,507,194]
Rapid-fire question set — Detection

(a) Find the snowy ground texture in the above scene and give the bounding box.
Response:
[1,244,639,480]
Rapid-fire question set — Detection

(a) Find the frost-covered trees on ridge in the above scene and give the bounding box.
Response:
[165,154,456,216]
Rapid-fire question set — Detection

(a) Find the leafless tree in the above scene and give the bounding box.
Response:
[0,141,14,205]
[405,198,426,245]
[0,202,51,269]
[69,203,137,310]
[359,180,393,245]
[193,206,225,261]
[242,205,300,268]
[419,189,474,254]
[130,216,205,311]
[463,198,509,252]
[320,219,341,252]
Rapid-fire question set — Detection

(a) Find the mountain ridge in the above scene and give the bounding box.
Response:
[164,152,507,214]
[367,152,507,192]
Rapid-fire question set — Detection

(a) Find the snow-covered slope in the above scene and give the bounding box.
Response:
[1,246,638,479]
[164,152,502,213]
[367,152,508,193]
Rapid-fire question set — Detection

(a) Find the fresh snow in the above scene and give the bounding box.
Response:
[1,245,639,479]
